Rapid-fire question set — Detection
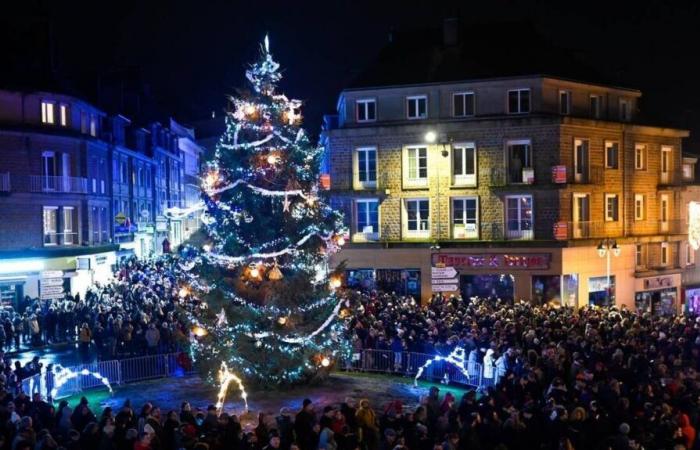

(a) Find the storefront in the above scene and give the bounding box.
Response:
[635,275,680,315]
[345,268,421,296]
[685,285,700,314]
[461,274,514,301]
[588,276,616,307]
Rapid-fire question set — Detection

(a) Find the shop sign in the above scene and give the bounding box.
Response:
[432,284,459,292]
[40,278,64,287]
[432,253,550,270]
[553,221,568,240]
[95,256,108,265]
[552,165,567,184]
[644,276,674,290]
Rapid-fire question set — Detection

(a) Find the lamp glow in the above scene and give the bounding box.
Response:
[424,131,437,143]
[320,357,330,367]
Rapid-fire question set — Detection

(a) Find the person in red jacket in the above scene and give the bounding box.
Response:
[679,413,696,449]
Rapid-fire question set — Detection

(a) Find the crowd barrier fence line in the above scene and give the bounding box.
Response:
[20,349,487,401]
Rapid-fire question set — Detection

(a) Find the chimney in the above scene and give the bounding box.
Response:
[442,17,459,46]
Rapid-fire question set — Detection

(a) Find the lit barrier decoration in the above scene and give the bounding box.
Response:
[216,362,249,413]
[413,347,469,386]
[49,365,113,400]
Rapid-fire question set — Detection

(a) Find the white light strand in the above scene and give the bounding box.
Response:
[251,297,344,344]
[216,362,249,412]
[219,132,274,150]
[206,178,311,200]
[48,365,114,399]
[413,347,470,386]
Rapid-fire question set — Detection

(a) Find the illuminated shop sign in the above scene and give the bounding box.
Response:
[432,253,550,270]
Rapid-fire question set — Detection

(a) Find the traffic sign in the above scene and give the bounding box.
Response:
[431,266,458,278]
[40,278,64,287]
[431,277,459,285]
[431,284,459,292]
[115,212,126,225]
[41,270,63,279]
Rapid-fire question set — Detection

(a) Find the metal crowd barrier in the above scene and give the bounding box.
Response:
[21,349,486,401]
[21,352,195,400]
[344,349,484,389]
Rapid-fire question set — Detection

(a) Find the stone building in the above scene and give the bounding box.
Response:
[323,74,692,312]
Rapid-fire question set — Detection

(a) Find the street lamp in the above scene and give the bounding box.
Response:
[597,239,620,304]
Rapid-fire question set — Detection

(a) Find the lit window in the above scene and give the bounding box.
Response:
[452,197,478,239]
[635,144,646,170]
[605,141,619,169]
[505,195,533,240]
[356,99,376,122]
[63,207,74,245]
[634,194,645,221]
[406,95,428,119]
[41,101,55,124]
[453,92,475,117]
[559,90,571,115]
[605,194,619,222]
[404,198,430,237]
[43,206,58,245]
[404,146,428,188]
[452,143,476,186]
[508,89,530,114]
[636,244,644,267]
[506,139,533,184]
[660,194,669,223]
[59,104,69,126]
[90,114,98,137]
[355,199,379,241]
[354,147,377,189]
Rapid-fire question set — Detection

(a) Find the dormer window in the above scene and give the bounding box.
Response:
[356,99,376,122]
[59,104,70,126]
[508,89,530,114]
[619,99,632,121]
[406,95,428,119]
[41,101,55,124]
[559,90,571,115]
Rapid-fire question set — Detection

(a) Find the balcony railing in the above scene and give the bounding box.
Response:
[568,166,604,184]
[30,175,88,194]
[43,232,79,246]
[0,172,9,192]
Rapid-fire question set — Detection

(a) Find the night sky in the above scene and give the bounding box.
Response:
[4,0,700,146]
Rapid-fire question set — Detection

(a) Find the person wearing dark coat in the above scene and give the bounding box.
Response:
[295,399,318,450]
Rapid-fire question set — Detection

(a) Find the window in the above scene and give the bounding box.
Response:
[661,146,672,183]
[661,242,669,266]
[508,89,530,114]
[605,141,619,169]
[80,111,88,134]
[90,114,98,137]
[636,244,644,268]
[660,194,669,223]
[506,139,533,183]
[120,160,128,184]
[41,101,55,124]
[43,207,58,245]
[404,198,430,237]
[356,99,376,122]
[605,194,619,222]
[63,207,74,245]
[452,197,478,239]
[619,98,632,121]
[453,92,475,117]
[59,104,70,126]
[572,194,590,238]
[505,195,533,240]
[635,144,646,170]
[687,242,695,266]
[452,143,476,186]
[634,194,645,220]
[354,147,377,189]
[559,90,571,115]
[404,146,428,188]
[406,95,428,119]
[590,95,602,119]
[683,163,694,181]
[355,199,379,240]
[574,139,589,182]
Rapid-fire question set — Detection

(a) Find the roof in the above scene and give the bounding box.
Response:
[348,20,629,92]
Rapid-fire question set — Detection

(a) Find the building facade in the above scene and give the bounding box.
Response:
[0,88,201,306]
[324,75,692,313]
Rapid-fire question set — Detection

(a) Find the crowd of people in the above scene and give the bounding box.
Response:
[3,259,700,448]
[1,258,192,363]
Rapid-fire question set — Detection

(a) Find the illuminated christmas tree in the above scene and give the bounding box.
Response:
[172,36,349,386]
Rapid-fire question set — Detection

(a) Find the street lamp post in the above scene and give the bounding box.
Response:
[597,239,621,304]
